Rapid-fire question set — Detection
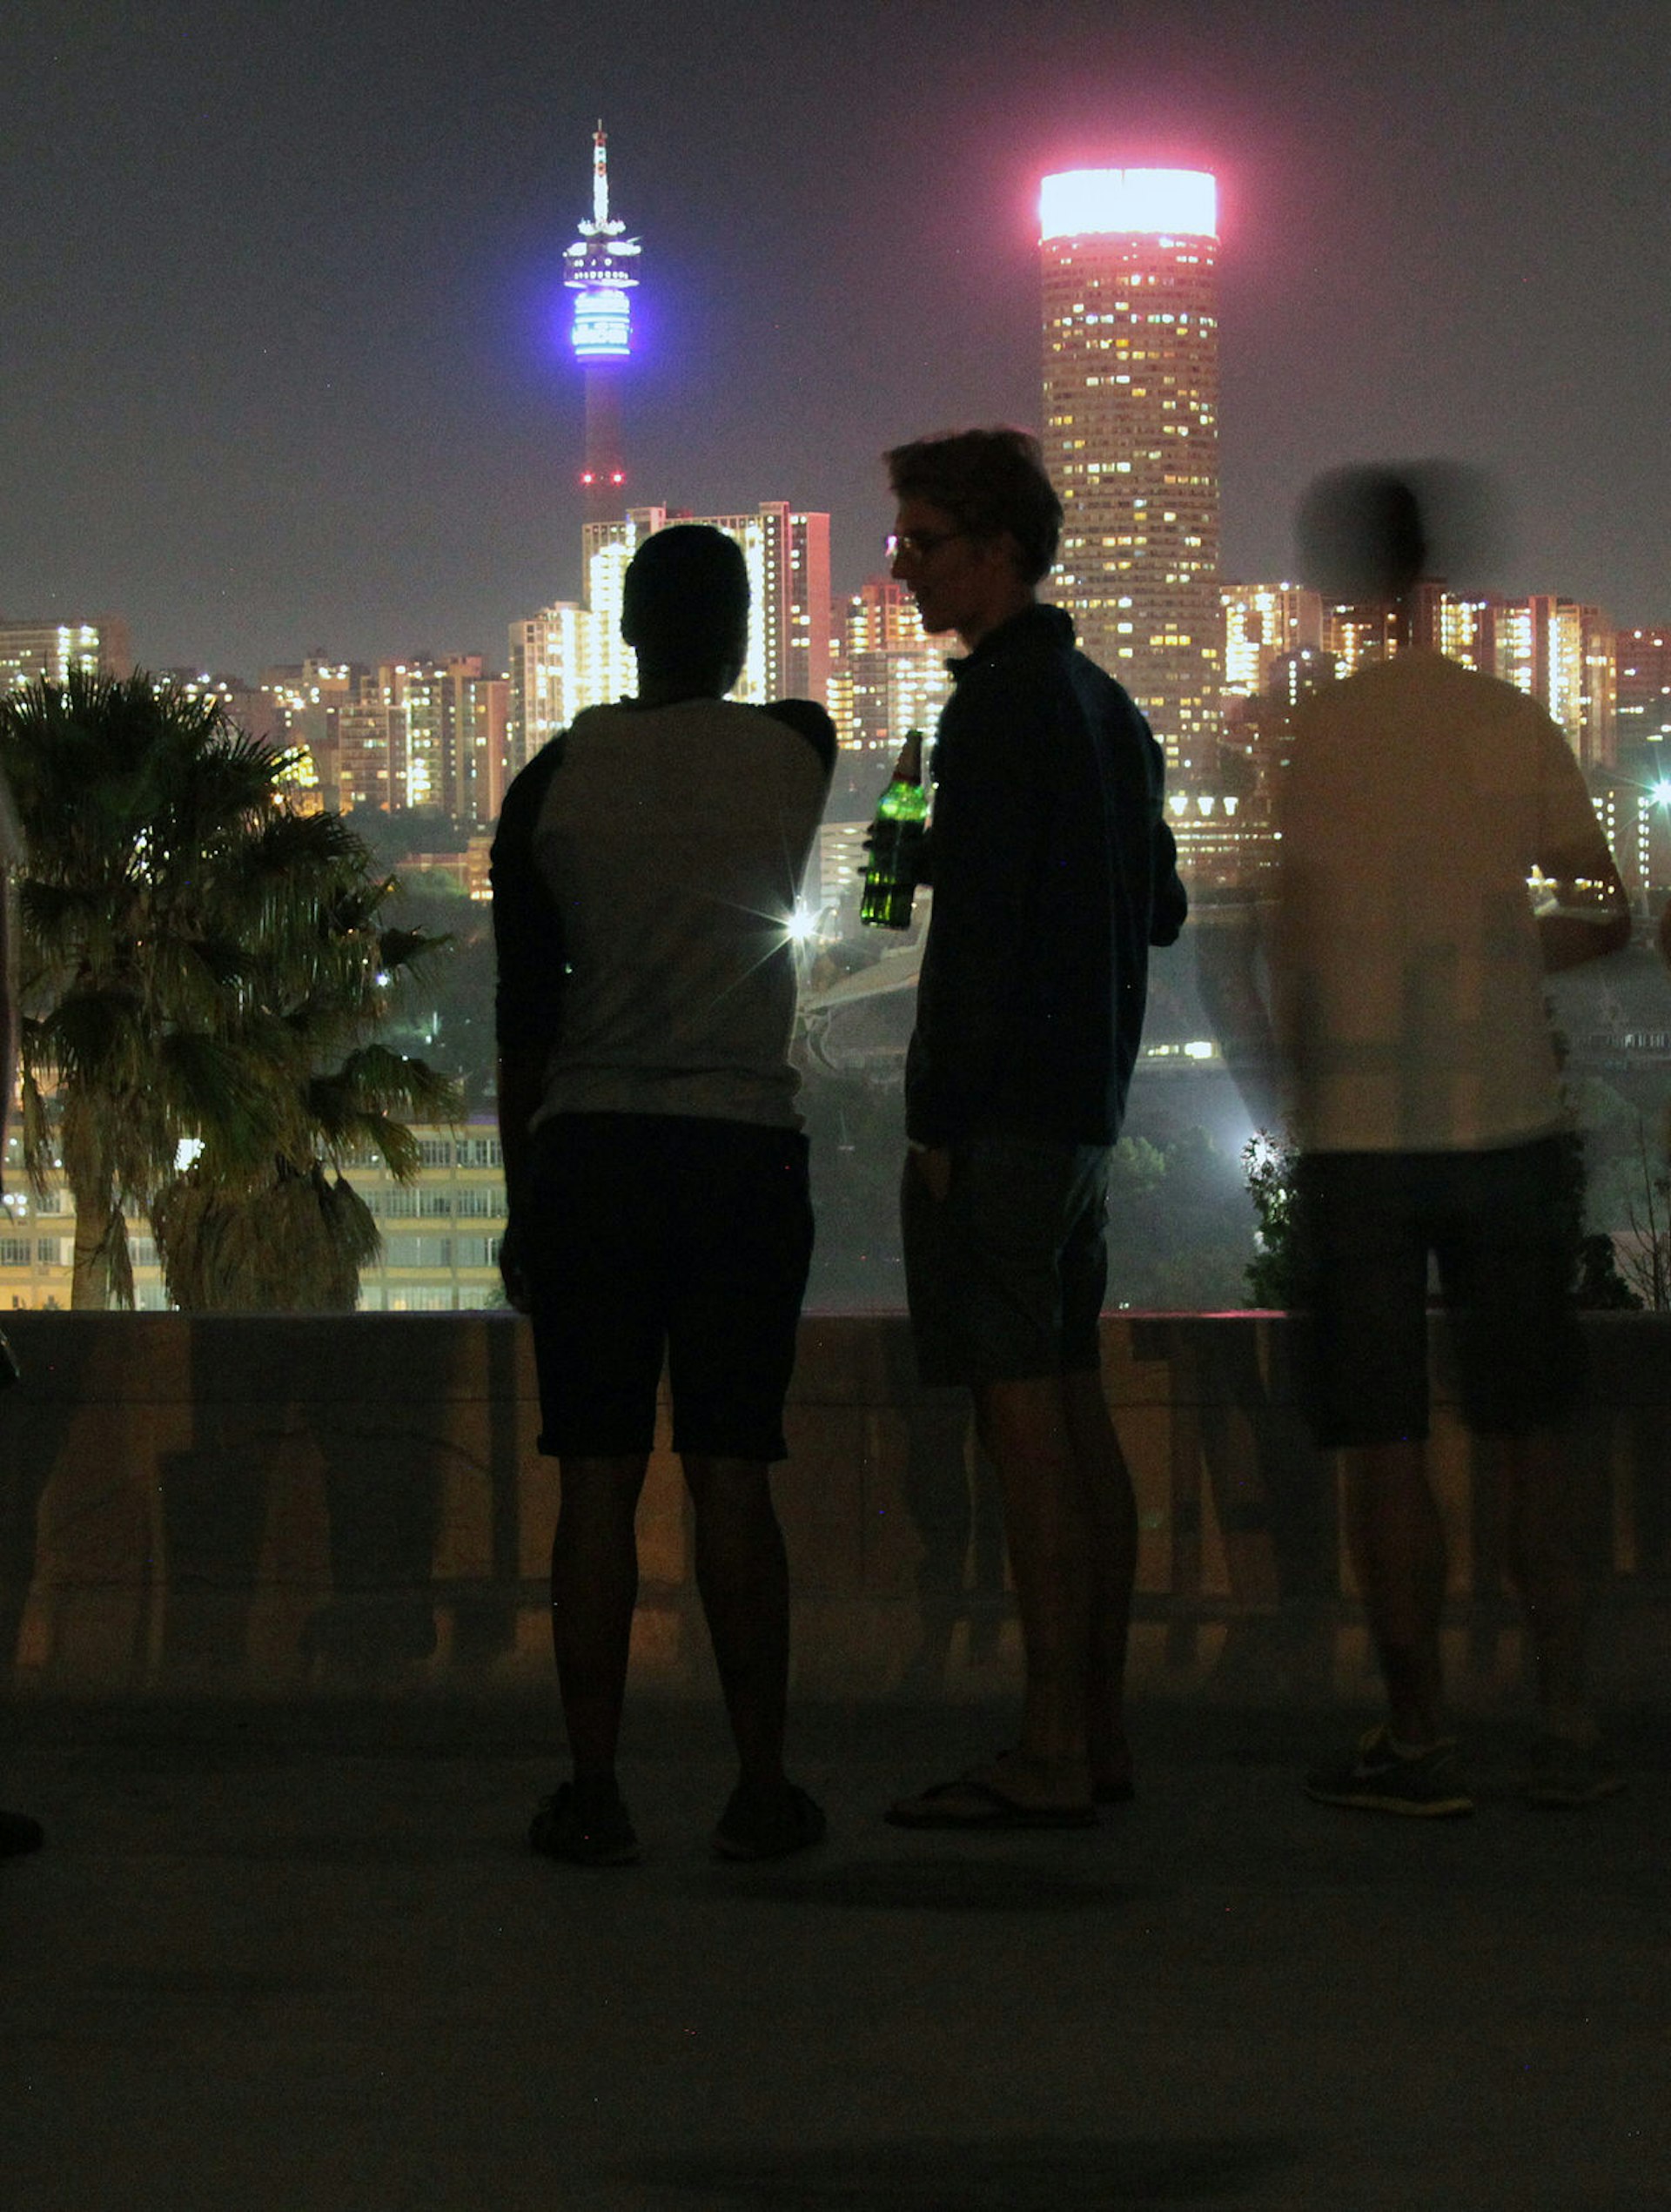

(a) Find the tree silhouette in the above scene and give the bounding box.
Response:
[0,669,456,1308]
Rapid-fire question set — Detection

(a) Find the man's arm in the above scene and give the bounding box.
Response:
[762,696,837,788]
[1530,717,1632,972]
[489,745,567,1308]
[1538,841,1631,972]
[493,1048,547,1223]
[1150,813,1187,948]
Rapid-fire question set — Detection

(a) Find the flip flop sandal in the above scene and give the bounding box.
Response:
[992,1744,1134,1806]
[885,1773,1097,1830]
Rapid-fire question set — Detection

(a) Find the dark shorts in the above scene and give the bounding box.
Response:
[521,1113,814,1462]
[901,1133,1110,1388]
[1294,1135,1585,1449]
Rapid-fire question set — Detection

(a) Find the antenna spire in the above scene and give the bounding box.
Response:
[593,121,609,230]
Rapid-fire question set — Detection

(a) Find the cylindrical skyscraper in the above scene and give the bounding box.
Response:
[1040,167,1220,771]
[564,124,641,525]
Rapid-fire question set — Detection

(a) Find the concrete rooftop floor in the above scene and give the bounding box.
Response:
[3,1695,1668,2211]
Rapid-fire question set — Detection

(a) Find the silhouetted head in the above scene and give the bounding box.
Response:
[1295,466,1431,606]
[885,427,1063,586]
[621,524,750,698]
[884,428,1062,647]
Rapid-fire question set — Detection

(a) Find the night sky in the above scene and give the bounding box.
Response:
[7,0,1670,679]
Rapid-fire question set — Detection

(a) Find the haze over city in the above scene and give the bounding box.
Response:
[6,0,1670,677]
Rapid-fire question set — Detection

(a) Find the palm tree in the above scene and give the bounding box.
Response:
[0,668,456,1309]
[148,899,460,1312]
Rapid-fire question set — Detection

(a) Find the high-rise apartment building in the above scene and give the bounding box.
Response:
[768,504,832,707]
[0,615,132,689]
[260,658,363,810]
[1587,771,1671,907]
[1428,592,1495,676]
[1321,601,1399,677]
[829,578,954,763]
[1614,628,1671,764]
[1221,583,1322,697]
[1040,167,1221,770]
[157,670,285,747]
[1492,596,1615,769]
[370,657,511,821]
[265,656,510,822]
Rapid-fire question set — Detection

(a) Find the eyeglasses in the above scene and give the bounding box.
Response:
[884,528,968,563]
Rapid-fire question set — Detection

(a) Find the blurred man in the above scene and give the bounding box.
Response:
[493,525,834,1865]
[880,428,1186,1829]
[1267,466,1631,1814]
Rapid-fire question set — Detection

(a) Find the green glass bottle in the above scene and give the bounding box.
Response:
[859,729,929,931]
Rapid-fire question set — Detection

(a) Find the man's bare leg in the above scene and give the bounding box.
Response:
[684,1455,825,1855]
[550,1455,649,1779]
[971,1375,1092,1803]
[1063,1367,1137,1794]
[1340,1437,1447,1744]
[1487,1426,1593,1740]
[682,1455,790,1792]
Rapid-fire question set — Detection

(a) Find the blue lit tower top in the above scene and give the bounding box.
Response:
[564,124,641,519]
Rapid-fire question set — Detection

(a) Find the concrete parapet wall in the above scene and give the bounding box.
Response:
[2,1312,1668,1707]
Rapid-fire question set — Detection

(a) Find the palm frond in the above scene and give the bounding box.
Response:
[0,669,461,1306]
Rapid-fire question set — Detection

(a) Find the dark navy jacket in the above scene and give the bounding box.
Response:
[905,602,1186,1147]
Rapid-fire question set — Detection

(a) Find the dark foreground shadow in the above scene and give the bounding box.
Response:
[0,1325,102,1677]
[624,2132,1304,2209]
[162,1317,461,1684]
[699,1854,1156,1914]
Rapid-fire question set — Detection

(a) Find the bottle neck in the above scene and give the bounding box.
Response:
[896,730,923,785]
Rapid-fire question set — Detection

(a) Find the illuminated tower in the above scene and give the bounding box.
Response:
[564,124,641,522]
[1040,167,1221,770]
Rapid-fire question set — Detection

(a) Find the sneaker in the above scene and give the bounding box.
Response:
[0,1806,43,1856]
[1527,1738,1626,1809]
[712,1779,827,1861]
[1305,1724,1474,1817]
[528,1778,641,1866]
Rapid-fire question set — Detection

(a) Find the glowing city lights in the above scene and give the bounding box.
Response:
[571,286,633,359]
[1038,167,1218,241]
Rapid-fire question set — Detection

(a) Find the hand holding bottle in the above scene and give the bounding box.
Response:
[859,729,928,931]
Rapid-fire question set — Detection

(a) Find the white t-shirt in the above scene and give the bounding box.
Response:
[505,696,831,1130]
[1270,651,1605,1153]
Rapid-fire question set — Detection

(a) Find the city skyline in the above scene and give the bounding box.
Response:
[4,1,1671,678]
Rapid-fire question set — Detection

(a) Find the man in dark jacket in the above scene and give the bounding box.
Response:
[881,428,1186,1829]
